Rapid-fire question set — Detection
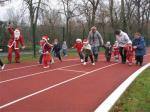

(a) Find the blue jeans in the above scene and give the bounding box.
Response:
[62,49,67,56]
[91,46,100,62]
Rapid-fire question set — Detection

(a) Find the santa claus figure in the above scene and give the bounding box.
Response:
[41,36,53,68]
[7,25,25,63]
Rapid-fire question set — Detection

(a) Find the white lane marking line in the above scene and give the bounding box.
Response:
[0,58,80,73]
[95,63,150,112]
[0,63,81,84]
[58,68,87,73]
[0,63,118,109]
[0,64,38,73]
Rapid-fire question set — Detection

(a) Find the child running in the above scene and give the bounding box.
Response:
[52,39,62,62]
[103,41,112,62]
[41,36,53,68]
[82,39,95,65]
[72,38,84,63]
[124,41,134,66]
[113,41,120,62]
[0,49,5,70]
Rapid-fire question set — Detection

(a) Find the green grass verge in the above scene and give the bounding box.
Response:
[111,68,150,112]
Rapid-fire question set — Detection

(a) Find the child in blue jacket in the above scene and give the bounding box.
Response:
[132,32,146,66]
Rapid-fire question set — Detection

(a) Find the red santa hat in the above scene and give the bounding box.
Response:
[14,29,20,40]
[83,39,89,44]
[42,36,49,42]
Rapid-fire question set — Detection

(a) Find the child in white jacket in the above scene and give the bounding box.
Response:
[82,39,95,65]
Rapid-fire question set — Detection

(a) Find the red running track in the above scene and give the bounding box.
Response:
[0,53,150,112]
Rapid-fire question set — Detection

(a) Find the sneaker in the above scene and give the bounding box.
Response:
[83,62,86,65]
[128,63,132,66]
[1,64,5,70]
[43,65,50,68]
[92,63,95,65]
[80,59,84,63]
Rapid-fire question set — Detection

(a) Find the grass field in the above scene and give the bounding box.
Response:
[111,68,150,112]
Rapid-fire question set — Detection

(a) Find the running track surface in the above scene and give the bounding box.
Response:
[0,52,150,112]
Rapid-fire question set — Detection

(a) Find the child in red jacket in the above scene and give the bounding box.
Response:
[124,41,134,66]
[72,39,84,62]
[113,41,120,62]
[41,36,53,68]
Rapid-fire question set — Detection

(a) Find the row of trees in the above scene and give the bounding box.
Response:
[0,0,150,57]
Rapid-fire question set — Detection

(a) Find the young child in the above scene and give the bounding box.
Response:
[113,41,120,62]
[82,39,95,65]
[124,41,134,66]
[103,41,112,62]
[132,32,146,66]
[52,39,62,62]
[62,41,68,57]
[72,38,84,63]
[0,49,5,70]
[38,39,44,64]
[41,36,53,68]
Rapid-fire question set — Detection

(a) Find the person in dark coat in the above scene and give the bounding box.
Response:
[52,39,62,62]
[103,41,112,62]
[132,32,146,66]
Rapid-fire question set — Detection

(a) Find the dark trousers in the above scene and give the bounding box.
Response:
[56,51,62,61]
[119,47,127,63]
[0,59,4,67]
[39,54,43,64]
[85,54,94,63]
[136,55,143,66]
[78,52,84,59]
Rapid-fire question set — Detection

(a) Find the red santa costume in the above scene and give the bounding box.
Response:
[7,26,25,63]
[124,41,134,65]
[72,39,84,62]
[41,36,53,68]
[113,41,120,62]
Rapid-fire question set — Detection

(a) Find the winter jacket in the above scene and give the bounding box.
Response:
[73,43,83,52]
[52,43,62,53]
[88,31,104,47]
[116,31,130,47]
[132,37,146,56]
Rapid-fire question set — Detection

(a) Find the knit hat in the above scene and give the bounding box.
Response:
[42,36,49,42]
[106,41,110,45]
[76,38,82,42]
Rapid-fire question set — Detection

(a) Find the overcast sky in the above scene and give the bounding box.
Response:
[0,0,58,21]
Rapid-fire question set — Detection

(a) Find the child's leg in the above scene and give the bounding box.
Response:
[85,54,88,62]
[43,54,50,68]
[56,51,62,61]
[128,55,133,65]
[0,59,4,66]
[78,52,84,59]
[89,54,94,63]
[139,56,144,66]
[39,54,43,64]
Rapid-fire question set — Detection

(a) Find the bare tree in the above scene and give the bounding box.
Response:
[23,0,45,57]
[89,0,100,26]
